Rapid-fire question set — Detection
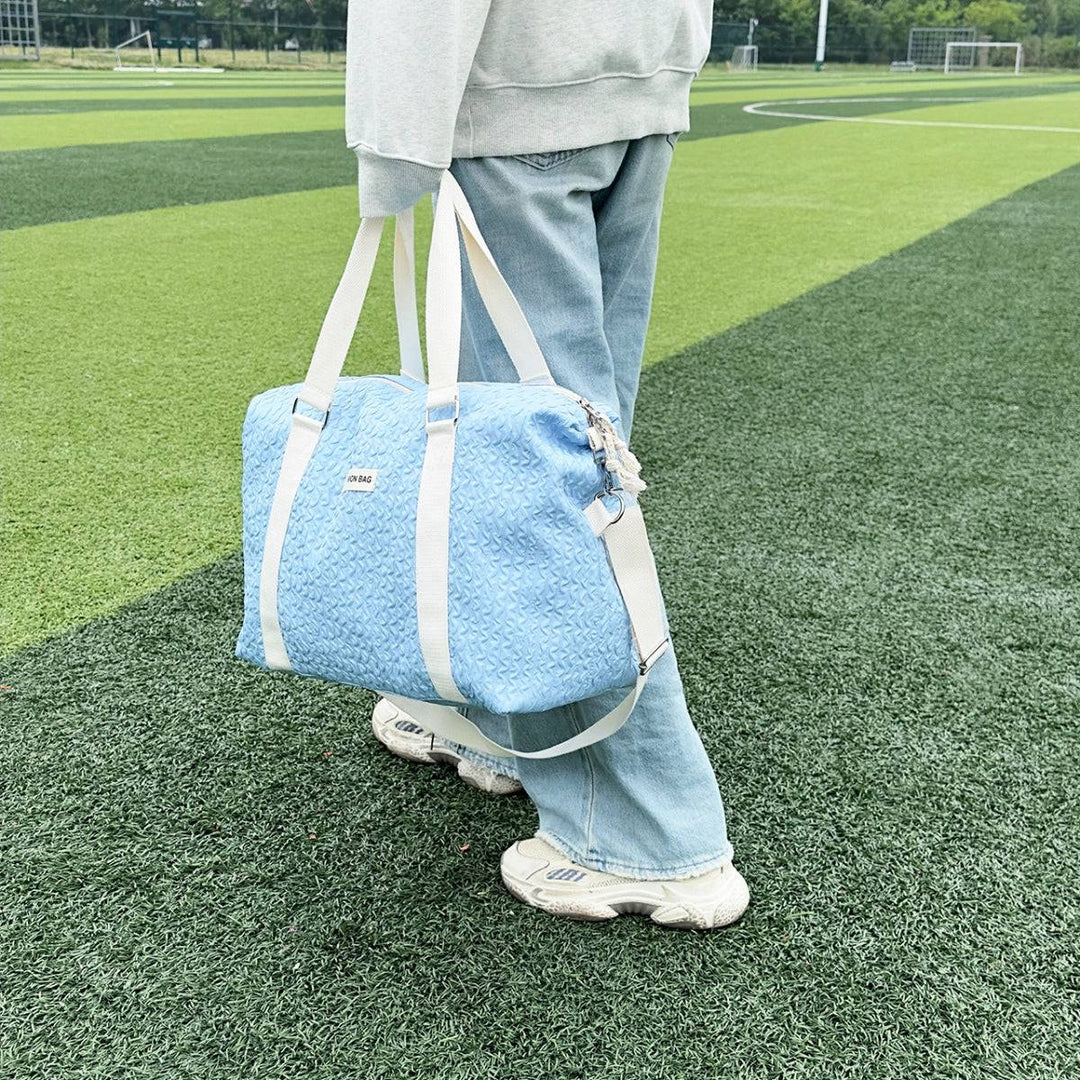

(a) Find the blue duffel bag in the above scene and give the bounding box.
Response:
[237,174,669,758]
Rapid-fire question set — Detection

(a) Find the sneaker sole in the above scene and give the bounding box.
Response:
[501,849,749,930]
[371,703,522,795]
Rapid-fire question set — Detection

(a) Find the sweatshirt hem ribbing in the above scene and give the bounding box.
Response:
[452,68,695,159]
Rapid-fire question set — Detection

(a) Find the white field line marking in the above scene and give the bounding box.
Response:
[743,97,1080,135]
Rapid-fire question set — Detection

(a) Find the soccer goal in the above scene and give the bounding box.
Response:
[114,30,156,70]
[945,40,1023,74]
[731,44,758,72]
[0,0,40,60]
[907,26,977,69]
[113,28,224,72]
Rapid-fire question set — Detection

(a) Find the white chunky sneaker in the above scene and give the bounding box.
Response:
[371,698,523,796]
[501,836,749,929]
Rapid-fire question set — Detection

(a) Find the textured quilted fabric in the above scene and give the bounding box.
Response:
[236,373,638,713]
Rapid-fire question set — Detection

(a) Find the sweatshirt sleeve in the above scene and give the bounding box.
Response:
[346,0,493,216]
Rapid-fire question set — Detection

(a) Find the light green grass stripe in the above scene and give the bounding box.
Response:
[882,89,1080,128]
[689,73,1080,105]
[0,104,344,150]
[5,118,1080,654]
[0,72,343,85]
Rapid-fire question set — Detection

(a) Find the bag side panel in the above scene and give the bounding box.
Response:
[277,379,435,700]
[237,378,437,702]
[446,383,637,714]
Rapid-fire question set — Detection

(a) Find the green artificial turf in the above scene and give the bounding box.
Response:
[0,131,355,229]
[2,163,1078,1078]
[7,78,1080,656]
[1,103,345,151]
[0,78,344,96]
[0,90,999,231]
[0,93,347,115]
[3,74,1078,229]
[683,80,1080,140]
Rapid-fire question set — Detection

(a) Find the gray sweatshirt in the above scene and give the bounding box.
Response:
[345,0,713,216]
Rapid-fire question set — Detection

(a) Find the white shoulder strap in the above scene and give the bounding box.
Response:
[387,501,670,760]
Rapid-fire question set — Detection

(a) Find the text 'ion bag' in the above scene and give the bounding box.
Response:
[237,173,669,757]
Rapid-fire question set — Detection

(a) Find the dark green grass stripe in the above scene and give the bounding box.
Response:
[0,130,355,230]
[0,93,344,115]
[2,163,1077,1077]
[7,88,1074,231]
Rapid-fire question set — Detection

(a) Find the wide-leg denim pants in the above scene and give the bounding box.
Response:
[446,136,734,879]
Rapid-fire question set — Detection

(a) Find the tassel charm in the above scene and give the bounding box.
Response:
[583,406,646,497]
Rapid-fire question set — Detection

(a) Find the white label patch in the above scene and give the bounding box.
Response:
[343,468,378,492]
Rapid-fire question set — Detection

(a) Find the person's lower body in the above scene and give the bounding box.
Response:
[375,136,745,925]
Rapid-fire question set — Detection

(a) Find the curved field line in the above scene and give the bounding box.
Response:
[743,97,1080,135]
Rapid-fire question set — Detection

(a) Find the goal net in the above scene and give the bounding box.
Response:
[731,45,758,72]
[0,0,40,59]
[945,41,1023,74]
[907,26,977,70]
[115,30,156,70]
[731,44,758,72]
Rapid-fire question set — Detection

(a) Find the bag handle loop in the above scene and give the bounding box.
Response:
[295,173,552,421]
[425,172,553,391]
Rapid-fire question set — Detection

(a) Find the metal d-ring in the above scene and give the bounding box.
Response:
[595,488,626,525]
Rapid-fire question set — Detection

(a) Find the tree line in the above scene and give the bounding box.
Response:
[39,0,1080,67]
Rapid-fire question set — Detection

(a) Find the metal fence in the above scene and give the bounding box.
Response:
[31,11,1080,69]
[711,19,898,66]
[38,10,346,62]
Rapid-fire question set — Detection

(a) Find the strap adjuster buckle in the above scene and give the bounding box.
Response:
[425,387,460,431]
[638,639,670,676]
[292,395,330,431]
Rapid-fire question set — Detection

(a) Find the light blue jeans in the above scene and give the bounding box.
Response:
[447,136,733,879]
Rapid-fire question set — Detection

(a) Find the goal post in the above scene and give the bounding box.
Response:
[114,30,155,70]
[731,45,758,72]
[113,28,225,72]
[945,40,1023,74]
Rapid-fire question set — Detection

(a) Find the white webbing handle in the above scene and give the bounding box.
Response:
[393,208,424,382]
[425,172,554,392]
[260,212,417,669]
[412,173,559,703]
[297,210,421,417]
